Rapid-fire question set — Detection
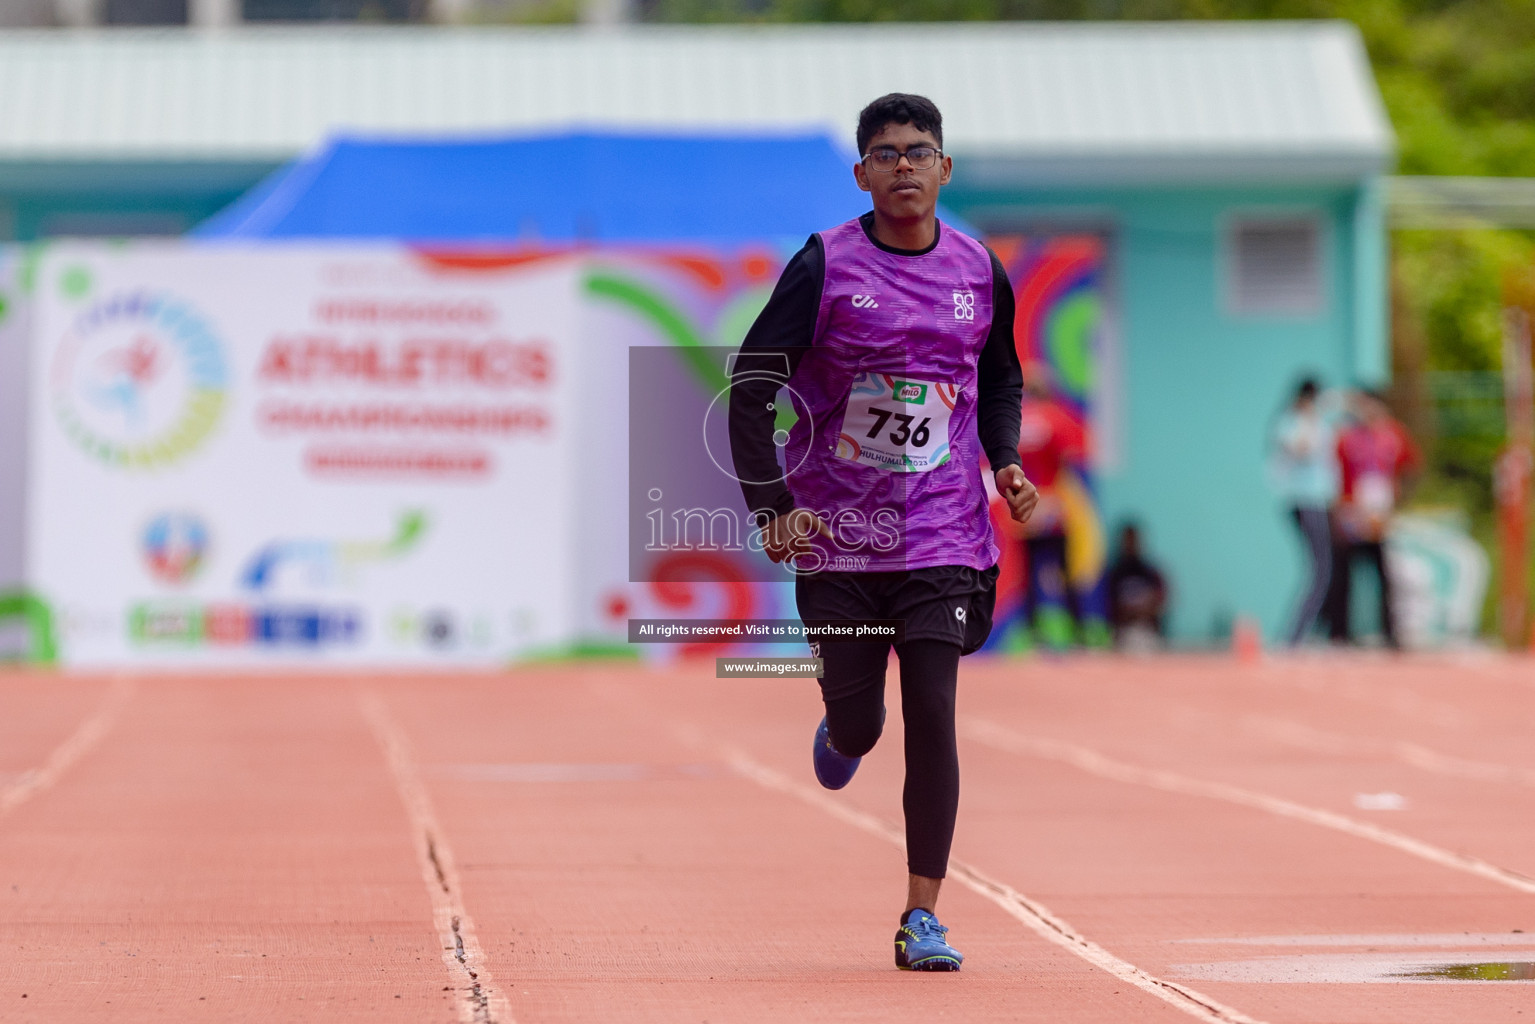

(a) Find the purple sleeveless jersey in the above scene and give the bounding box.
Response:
[784,217,998,573]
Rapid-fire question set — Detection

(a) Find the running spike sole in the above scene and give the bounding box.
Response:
[897,954,962,972]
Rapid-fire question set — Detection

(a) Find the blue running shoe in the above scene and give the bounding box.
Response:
[812,717,860,790]
[895,908,963,971]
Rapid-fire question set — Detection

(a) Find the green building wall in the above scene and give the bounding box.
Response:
[946,179,1389,644]
[0,161,275,241]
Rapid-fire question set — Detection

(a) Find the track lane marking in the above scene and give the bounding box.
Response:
[719,743,1267,1024]
[1242,715,1535,788]
[359,690,514,1024]
[961,716,1535,895]
[1,675,134,821]
[1250,661,1473,729]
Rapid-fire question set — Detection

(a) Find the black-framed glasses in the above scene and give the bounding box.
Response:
[861,145,943,172]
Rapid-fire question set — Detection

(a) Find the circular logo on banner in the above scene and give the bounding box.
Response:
[51,291,227,468]
[142,512,209,585]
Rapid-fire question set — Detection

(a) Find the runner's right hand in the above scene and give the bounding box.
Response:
[761,508,833,564]
[995,465,1040,526]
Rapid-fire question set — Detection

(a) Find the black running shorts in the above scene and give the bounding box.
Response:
[795,564,1000,657]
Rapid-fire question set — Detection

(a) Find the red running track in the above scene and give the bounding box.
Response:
[2,653,1534,1023]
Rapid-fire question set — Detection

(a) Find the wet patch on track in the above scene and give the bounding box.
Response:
[1394,961,1535,981]
[1177,933,1531,947]
[1172,950,1535,984]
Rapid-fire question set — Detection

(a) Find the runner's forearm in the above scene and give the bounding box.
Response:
[730,354,804,524]
[729,236,824,524]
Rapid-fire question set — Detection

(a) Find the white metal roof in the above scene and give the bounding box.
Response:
[0,22,1393,183]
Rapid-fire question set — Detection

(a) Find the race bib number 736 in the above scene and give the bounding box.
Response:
[835,373,958,473]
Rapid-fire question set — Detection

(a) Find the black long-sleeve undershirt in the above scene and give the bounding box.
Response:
[728,214,1023,524]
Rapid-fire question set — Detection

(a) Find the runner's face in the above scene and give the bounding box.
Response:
[854,122,951,222]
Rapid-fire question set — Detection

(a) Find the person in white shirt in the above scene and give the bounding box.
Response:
[1270,377,1341,646]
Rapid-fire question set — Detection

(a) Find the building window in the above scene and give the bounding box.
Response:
[1226,215,1324,316]
[106,0,188,22]
[243,0,424,18]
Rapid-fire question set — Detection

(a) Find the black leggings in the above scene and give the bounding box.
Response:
[821,639,961,880]
[1287,505,1333,645]
[1326,539,1398,647]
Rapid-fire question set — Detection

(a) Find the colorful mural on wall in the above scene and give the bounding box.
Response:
[986,234,1113,651]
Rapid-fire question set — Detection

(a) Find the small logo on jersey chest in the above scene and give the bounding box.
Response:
[952,291,975,321]
[851,294,879,309]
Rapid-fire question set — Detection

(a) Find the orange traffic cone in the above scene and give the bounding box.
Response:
[1232,615,1262,664]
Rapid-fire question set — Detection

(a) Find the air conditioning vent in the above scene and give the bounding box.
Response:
[1228,217,1323,316]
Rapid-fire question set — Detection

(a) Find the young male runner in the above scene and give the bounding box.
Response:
[728,93,1037,971]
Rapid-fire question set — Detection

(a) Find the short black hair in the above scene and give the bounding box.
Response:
[857,93,943,156]
[1295,377,1320,403]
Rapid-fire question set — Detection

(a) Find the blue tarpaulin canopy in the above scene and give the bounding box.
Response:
[196,131,885,245]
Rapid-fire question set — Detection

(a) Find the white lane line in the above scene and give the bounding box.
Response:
[1244,715,1535,788]
[722,746,1267,1024]
[359,691,514,1024]
[1245,661,1473,730]
[961,717,1535,896]
[1,675,135,820]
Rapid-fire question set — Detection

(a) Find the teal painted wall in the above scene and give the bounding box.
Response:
[0,161,277,241]
[946,180,1388,644]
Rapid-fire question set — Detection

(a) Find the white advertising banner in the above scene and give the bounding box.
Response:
[28,243,580,666]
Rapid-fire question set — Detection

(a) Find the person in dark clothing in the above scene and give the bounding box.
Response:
[1105,521,1168,648]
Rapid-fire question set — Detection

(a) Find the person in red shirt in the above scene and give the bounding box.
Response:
[1326,390,1421,647]
[1015,364,1090,642]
